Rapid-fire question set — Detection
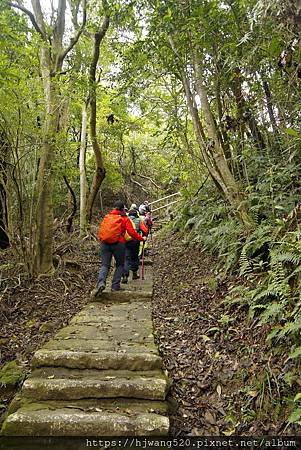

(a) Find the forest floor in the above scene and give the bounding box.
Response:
[0,230,98,422]
[0,227,299,435]
[152,230,298,436]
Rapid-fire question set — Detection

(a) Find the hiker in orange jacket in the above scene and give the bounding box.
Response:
[92,200,146,296]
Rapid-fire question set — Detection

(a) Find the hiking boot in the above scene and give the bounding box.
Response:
[91,283,105,298]
[132,271,140,280]
[111,287,125,292]
[121,276,128,284]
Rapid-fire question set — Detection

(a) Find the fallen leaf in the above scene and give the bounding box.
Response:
[204,410,216,425]
[247,390,258,398]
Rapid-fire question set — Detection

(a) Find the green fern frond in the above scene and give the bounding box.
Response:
[289,346,301,359]
[266,326,283,342]
[259,301,285,325]
[278,317,301,338]
[272,251,301,266]
[239,248,252,277]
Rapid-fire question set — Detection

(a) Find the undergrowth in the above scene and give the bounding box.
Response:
[173,185,301,427]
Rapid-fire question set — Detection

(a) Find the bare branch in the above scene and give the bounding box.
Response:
[68,0,80,28]
[133,173,164,190]
[130,176,148,193]
[8,2,46,39]
[60,0,87,62]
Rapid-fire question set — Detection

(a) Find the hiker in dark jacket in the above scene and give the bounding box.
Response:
[92,200,145,296]
[122,208,149,283]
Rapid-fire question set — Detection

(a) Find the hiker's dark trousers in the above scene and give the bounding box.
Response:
[97,242,125,290]
[124,240,140,276]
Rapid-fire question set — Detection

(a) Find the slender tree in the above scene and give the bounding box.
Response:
[9,0,87,273]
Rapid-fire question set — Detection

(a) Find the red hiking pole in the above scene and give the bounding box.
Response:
[141,241,145,280]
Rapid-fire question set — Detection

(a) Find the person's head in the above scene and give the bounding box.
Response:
[114,200,125,211]
[130,203,138,210]
[128,209,138,218]
[144,200,149,205]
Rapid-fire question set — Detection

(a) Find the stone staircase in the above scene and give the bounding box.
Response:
[1,265,170,436]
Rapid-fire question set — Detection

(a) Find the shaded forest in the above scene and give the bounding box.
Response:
[1,0,301,436]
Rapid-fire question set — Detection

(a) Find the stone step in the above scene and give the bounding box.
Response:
[22,368,169,401]
[92,290,153,302]
[52,323,154,343]
[7,396,169,416]
[68,301,153,326]
[32,348,162,371]
[1,398,169,436]
[43,338,159,354]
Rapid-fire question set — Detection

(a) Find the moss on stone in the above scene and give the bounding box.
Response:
[0,361,25,388]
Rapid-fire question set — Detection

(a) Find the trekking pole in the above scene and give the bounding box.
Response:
[141,240,145,280]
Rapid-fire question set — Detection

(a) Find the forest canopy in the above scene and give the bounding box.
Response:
[1,0,301,434]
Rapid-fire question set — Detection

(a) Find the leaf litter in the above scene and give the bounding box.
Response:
[152,232,299,436]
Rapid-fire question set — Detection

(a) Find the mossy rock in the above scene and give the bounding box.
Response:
[0,361,26,389]
[39,322,55,333]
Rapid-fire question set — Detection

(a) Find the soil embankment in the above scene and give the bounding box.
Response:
[152,232,297,436]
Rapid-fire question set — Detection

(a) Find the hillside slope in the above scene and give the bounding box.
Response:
[152,231,299,436]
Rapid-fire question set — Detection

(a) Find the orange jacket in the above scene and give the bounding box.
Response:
[110,209,144,243]
[138,219,149,236]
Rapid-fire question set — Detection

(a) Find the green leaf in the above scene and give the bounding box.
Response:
[289,347,301,359]
[294,393,301,402]
[286,128,300,137]
[288,408,301,423]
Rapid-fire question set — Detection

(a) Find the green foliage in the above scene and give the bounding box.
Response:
[175,186,244,274]
[0,361,25,387]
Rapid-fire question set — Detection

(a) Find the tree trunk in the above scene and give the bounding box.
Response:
[34,56,58,273]
[193,56,253,228]
[10,0,87,274]
[232,68,265,152]
[79,101,88,236]
[86,12,110,222]
[0,132,9,249]
[86,94,106,222]
[262,79,278,134]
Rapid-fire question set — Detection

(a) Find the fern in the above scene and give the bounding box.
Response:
[289,346,301,359]
[278,316,301,340]
[259,301,286,325]
[272,251,301,265]
[239,248,253,277]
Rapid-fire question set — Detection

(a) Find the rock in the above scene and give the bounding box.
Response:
[22,367,169,401]
[1,407,169,436]
[32,348,162,371]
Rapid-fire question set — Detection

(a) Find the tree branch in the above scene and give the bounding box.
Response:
[53,0,66,47]
[60,0,87,62]
[8,2,46,39]
[133,172,163,190]
[130,176,148,193]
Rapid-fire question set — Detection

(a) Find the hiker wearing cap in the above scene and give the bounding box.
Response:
[138,200,151,216]
[122,208,149,284]
[92,200,146,295]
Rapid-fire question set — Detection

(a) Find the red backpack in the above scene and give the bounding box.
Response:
[98,214,123,244]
